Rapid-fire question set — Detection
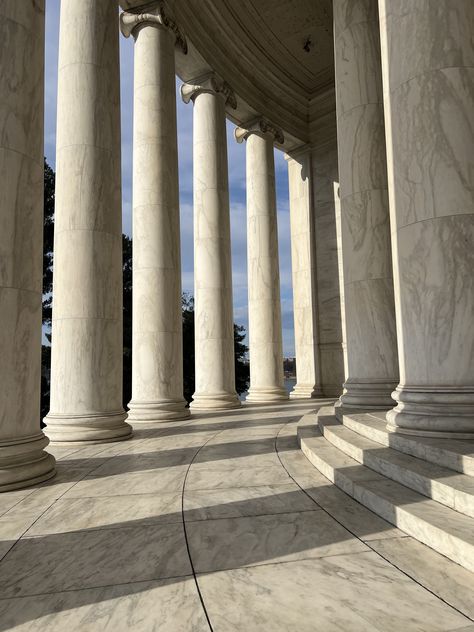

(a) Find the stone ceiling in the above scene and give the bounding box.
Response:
[120,0,336,148]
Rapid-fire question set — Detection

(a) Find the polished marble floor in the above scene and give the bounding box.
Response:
[0,400,473,631]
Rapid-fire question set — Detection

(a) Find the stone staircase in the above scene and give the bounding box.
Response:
[297,406,474,573]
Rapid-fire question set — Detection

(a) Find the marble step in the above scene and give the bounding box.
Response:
[338,410,474,476]
[297,412,474,573]
[317,415,474,519]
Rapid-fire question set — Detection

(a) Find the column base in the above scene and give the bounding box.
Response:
[337,378,397,413]
[44,410,132,445]
[0,433,56,492]
[127,399,190,423]
[386,385,474,439]
[191,392,241,411]
[246,386,289,403]
[290,383,323,399]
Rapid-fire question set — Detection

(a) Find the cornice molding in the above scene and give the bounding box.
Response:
[234,118,284,145]
[120,1,187,53]
[284,143,314,162]
[180,73,237,109]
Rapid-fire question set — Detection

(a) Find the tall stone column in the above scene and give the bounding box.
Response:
[236,120,288,403]
[286,148,322,399]
[311,130,345,398]
[333,0,399,411]
[121,8,189,422]
[45,0,131,443]
[379,0,474,437]
[0,1,56,490]
[181,75,240,410]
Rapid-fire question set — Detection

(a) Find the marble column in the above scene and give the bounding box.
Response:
[379,0,474,437]
[236,120,288,403]
[333,0,399,411]
[44,0,131,443]
[121,8,189,421]
[0,0,56,490]
[181,74,240,410]
[311,127,345,398]
[286,148,322,399]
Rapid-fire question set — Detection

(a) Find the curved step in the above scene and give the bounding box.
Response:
[297,409,474,573]
[318,414,474,519]
[339,410,474,476]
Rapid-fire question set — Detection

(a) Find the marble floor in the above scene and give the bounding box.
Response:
[0,400,473,631]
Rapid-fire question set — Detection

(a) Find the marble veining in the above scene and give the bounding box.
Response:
[182,80,240,411]
[379,0,474,435]
[334,0,398,410]
[239,126,288,402]
[0,0,55,491]
[44,0,131,443]
[0,401,471,629]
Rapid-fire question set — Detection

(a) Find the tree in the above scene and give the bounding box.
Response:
[180,297,250,403]
[122,234,133,409]
[43,160,55,329]
[40,160,55,422]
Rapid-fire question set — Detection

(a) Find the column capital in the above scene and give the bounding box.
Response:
[120,1,187,54]
[180,72,237,108]
[234,118,284,145]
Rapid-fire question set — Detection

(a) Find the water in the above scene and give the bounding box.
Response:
[239,377,296,401]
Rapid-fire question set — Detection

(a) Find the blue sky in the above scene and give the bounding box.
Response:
[44,3,295,356]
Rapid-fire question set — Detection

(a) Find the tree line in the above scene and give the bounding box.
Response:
[41,160,250,422]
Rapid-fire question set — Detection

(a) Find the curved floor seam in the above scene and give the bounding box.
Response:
[274,419,474,623]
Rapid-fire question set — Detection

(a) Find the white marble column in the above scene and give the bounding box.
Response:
[121,8,189,422]
[236,120,288,403]
[0,0,56,490]
[379,0,474,437]
[311,129,345,398]
[286,148,322,399]
[334,0,399,411]
[181,74,240,410]
[45,0,131,443]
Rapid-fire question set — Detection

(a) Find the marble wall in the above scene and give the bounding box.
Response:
[379,0,474,436]
[0,0,56,489]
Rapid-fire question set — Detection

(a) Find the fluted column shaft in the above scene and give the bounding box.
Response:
[45,0,131,443]
[287,149,322,399]
[334,0,399,411]
[236,121,288,402]
[181,75,240,410]
[121,9,189,421]
[0,0,56,490]
[379,0,474,437]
